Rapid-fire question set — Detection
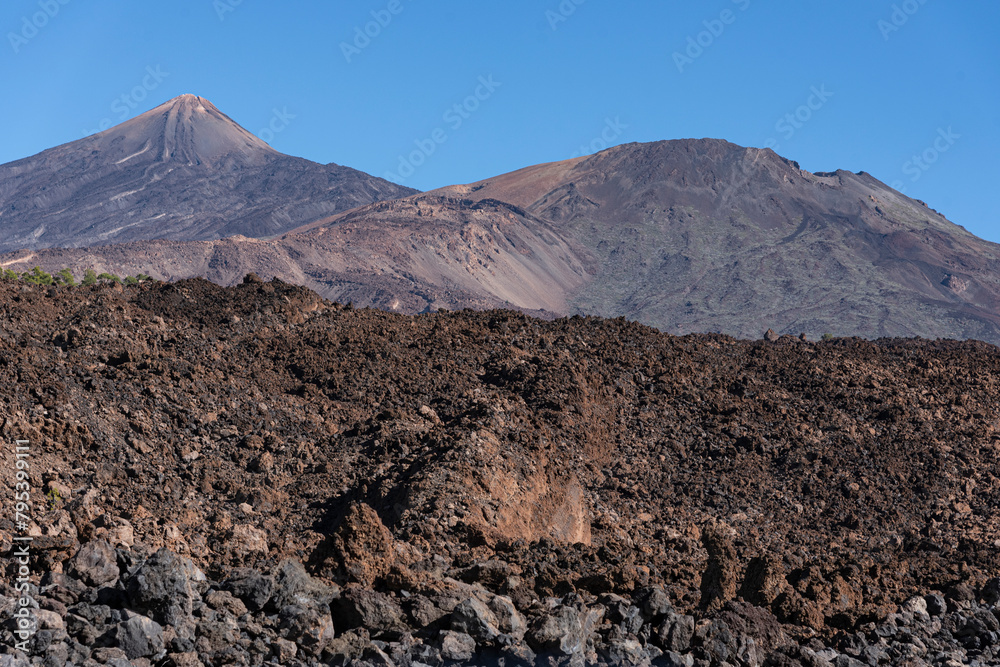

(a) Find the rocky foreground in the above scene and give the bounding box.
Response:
[1,277,999,667]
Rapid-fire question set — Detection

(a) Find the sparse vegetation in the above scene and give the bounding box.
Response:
[0,267,156,286]
[822,333,834,341]
[46,487,62,511]
[22,266,55,285]
[56,268,76,286]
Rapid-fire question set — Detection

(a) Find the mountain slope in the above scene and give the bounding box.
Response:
[434,140,1000,341]
[0,94,415,252]
[0,195,590,315]
[4,138,1000,345]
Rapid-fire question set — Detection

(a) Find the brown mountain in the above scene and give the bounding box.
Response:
[0,195,590,315]
[0,94,415,253]
[434,140,1000,342]
[4,138,1000,345]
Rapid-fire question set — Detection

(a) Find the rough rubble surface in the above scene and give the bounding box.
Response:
[0,277,999,667]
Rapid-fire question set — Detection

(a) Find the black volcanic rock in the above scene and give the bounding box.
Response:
[0,94,415,252]
[1,278,1000,664]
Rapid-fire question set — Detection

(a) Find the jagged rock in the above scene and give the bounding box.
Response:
[323,627,370,664]
[267,558,338,611]
[115,612,165,660]
[326,502,396,586]
[124,548,203,639]
[65,539,119,587]
[39,571,89,606]
[694,618,745,665]
[90,647,130,664]
[2,274,1000,665]
[164,651,205,667]
[440,630,477,661]
[331,585,407,635]
[193,614,241,657]
[488,594,527,640]
[405,594,449,629]
[714,600,788,656]
[278,601,335,654]
[699,522,739,613]
[223,567,274,612]
[224,523,268,560]
[497,641,537,666]
[654,612,695,653]
[203,589,247,617]
[601,635,657,666]
[451,597,501,643]
[601,593,645,635]
[457,559,518,590]
[741,555,791,608]
[661,650,695,667]
[526,600,604,657]
[635,585,673,620]
[982,577,1000,605]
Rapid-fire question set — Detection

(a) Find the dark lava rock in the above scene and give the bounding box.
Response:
[330,586,407,635]
[526,600,604,657]
[268,558,338,611]
[65,540,120,587]
[223,567,274,612]
[440,630,477,661]
[115,612,164,660]
[124,548,202,637]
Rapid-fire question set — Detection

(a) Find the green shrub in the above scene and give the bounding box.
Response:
[97,272,121,283]
[822,333,834,341]
[124,275,139,285]
[82,269,98,286]
[22,266,54,285]
[56,268,76,286]
[1,269,17,282]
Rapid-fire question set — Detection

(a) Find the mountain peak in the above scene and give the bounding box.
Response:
[102,93,276,166]
[0,95,415,253]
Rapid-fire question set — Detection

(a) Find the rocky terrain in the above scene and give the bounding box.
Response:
[6,138,1000,346]
[0,95,415,253]
[1,277,999,666]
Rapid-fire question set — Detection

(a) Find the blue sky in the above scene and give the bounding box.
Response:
[2,1,998,242]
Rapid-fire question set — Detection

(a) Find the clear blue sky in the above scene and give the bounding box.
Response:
[2,1,998,242]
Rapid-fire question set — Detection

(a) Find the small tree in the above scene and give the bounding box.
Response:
[97,272,121,283]
[1,269,17,282]
[124,275,139,285]
[22,266,54,285]
[81,269,98,286]
[56,268,76,286]
[822,333,834,341]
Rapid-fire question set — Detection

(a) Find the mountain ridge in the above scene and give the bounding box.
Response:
[3,103,1000,345]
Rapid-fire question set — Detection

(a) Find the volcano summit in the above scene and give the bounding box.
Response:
[0,94,414,253]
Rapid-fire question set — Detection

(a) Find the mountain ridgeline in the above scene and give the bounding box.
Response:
[2,96,1000,345]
